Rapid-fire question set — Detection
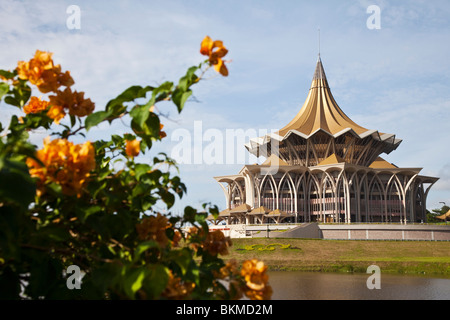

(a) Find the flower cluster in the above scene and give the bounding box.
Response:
[17,50,94,124]
[213,259,243,299]
[162,270,196,300]
[136,213,173,247]
[200,36,229,76]
[187,227,232,256]
[240,259,272,300]
[17,50,74,93]
[23,96,49,114]
[159,123,166,139]
[49,87,95,118]
[125,139,140,158]
[203,229,232,256]
[26,137,96,197]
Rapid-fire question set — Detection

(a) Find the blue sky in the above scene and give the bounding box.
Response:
[1,0,450,214]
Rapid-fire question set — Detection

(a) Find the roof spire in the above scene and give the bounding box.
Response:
[318,27,321,58]
[312,53,328,84]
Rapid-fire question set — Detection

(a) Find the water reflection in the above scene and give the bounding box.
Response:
[268,271,450,300]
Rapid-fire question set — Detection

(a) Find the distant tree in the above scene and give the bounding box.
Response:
[427,205,450,223]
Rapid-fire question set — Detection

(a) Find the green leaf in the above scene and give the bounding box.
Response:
[143,264,169,298]
[70,114,76,127]
[85,110,112,131]
[4,95,20,107]
[195,211,208,224]
[172,88,192,113]
[129,104,150,129]
[6,82,32,108]
[159,189,175,209]
[183,206,197,223]
[134,163,151,180]
[78,205,102,223]
[171,66,198,112]
[124,267,148,299]
[89,263,121,296]
[0,69,15,80]
[152,81,173,98]
[133,240,159,262]
[178,66,199,91]
[168,248,192,276]
[0,82,9,100]
[106,85,153,111]
[131,111,160,144]
[0,159,35,209]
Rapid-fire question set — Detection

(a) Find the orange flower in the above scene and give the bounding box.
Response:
[213,58,229,77]
[162,270,195,300]
[186,226,204,251]
[200,36,229,76]
[159,123,166,139]
[200,36,214,56]
[23,96,49,114]
[172,229,182,247]
[203,230,232,256]
[49,87,95,118]
[17,50,74,93]
[26,137,95,197]
[46,104,66,124]
[214,259,240,279]
[240,259,272,300]
[136,213,170,247]
[125,139,140,158]
[17,50,53,83]
[212,260,243,300]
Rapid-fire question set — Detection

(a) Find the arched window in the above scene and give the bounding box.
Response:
[387,177,402,223]
[307,176,320,222]
[336,174,346,223]
[322,175,335,223]
[359,174,369,222]
[296,173,307,222]
[368,177,384,222]
[278,175,294,215]
[260,176,276,211]
[230,181,243,209]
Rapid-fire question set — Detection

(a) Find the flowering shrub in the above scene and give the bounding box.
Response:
[0,37,271,300]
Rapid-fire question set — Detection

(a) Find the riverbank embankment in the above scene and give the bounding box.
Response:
[225,238,450,278]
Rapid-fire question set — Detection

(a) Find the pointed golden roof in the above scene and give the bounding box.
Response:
[266,209,290,216]
[278,56,370,137]
[317,153,345,166]
[244,56,402,164]
[261,154,289,166]
[218,208,231,217]
[248,206,271,215]
[369,156,398,169]
[229,203,251,214]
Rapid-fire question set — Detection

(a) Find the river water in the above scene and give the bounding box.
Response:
[268,271,450,300]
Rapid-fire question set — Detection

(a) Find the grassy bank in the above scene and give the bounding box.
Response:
[225,238,450,278]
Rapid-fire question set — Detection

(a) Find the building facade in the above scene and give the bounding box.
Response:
[214,56,438,224]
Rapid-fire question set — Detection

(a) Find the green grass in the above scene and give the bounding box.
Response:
[224,238,450,277]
